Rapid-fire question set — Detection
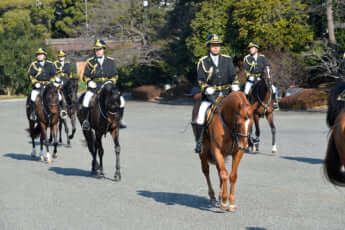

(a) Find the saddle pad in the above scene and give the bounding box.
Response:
[206,96,224,125]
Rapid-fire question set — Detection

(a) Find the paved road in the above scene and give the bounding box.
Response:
[0,100,344,230]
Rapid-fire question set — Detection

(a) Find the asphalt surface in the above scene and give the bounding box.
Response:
[0,99,344,230]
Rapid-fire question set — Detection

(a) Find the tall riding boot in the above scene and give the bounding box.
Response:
[30,101,37,121]
[81,107,90,131]
[192,122,206,154]
[119,107,127,129]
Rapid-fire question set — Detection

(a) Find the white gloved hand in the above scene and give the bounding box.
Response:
[34,82,41,89]
[266,66,271,79]
[87,80,97,89]
[231,84,240,92]
[205,87,215,95]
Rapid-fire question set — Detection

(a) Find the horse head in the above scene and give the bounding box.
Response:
[44,83,60,115]
[223,91,253,151]
[64,78,79,106]
[100,82,121,121]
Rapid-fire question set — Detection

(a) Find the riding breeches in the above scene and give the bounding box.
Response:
[82,90,126,108]
[196,101,212,125]
[30,89,40,102]
[244,77,277,95]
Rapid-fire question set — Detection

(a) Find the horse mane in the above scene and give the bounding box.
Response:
[250,79,268,104]
[327,82,345,128]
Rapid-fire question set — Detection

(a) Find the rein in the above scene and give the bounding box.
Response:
[255,79,272,114]
[212,96,250,154]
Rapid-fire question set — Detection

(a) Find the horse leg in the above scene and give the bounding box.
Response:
[41,123,52,163]
[199,148,216,205]
[253,113,260,152]
[63,118,71,146]
[83,130,98,175]
[30,121,37,157]
[229,150,244,212]
[58,118,63,144]
[69,112,77,140]
[95,132,104,177]
[213,146,229,211]
[266,112,277,153]
[113,129,121,181]
[52,124,58,159]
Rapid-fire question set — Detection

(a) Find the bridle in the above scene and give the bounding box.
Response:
[213,98,250,153]
[255,76,272,114]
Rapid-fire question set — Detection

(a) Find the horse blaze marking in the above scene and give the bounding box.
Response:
[244,119,250,135]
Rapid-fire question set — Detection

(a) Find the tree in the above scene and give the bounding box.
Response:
[230,0,314,52]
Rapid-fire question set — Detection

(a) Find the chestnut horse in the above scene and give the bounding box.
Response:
[77,82,122,180]
[324,82,345,186]
[192,91,253,211]
[26,83,60,163]
[247,72,277,153]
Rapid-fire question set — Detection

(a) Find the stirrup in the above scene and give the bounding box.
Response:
[273,103,279,111]
[82,120,90,131]
[119,119,127,129]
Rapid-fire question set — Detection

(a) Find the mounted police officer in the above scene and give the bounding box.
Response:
[28,48,57,120]
[54,50,72,118]
[243,42,279,110]
[81,40,127,130]
[192,34,240,154]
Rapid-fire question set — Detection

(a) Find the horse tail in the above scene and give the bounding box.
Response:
[326,82,345,127]
[26,123,41,139]
[324,131,345,186]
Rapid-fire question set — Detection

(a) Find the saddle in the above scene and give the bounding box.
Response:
[206,96,224,125]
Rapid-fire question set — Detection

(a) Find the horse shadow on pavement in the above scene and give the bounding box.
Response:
[280,156,323,165]
[246,227,267,230]
[137,190,224,213]
[48,167,91,177]
[3,153,39,161]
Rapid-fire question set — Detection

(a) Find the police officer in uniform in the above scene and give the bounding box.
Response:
[28,48,57,120]
[54,50,73,85]
[191,34,240,154]
[81,40,127,130]
[243,42,279,110]
[54,50,72,118]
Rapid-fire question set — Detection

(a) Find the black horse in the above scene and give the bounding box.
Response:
[77,82,122,180]
[58,78,79,145]
[247,72,277,153]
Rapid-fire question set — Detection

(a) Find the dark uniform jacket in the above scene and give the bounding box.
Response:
[197,54,237,94]
[83,56,118,85]
[28,61,56,85]
[54,61,73,85]
[340,59,345,75]
[243,54,270,78]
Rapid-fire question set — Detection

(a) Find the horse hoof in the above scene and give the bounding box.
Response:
[52,153,58,159]
[210,198,218,207]
[229,204,237,212]
[46,153,52,163]
[114,173,121,181]
[219,204,229,211]
[31,150,37,158]
[40,153,45,162]
[272,145,278,153]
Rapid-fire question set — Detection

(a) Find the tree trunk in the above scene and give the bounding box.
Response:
[326,0,337,45]
[7,87,12,96]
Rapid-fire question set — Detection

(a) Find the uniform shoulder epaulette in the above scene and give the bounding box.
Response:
[221,54,231,59]
[106,56,114,60]
[46,60,53,64]
[198,56,208,61]
[86,57,95,62]
[259,54,265,57]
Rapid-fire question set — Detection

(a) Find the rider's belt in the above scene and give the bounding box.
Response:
[212,85,231,90]
[246,72,261,78]
[93,77,116,82]
[37,80,50,84]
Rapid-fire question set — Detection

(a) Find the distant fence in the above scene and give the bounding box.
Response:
[45,38,142,51]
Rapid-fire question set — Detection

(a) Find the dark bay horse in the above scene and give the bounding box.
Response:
[247,72,277,153]
[58,78,79,145]
[77,82,122,180]
[26,83,60,163]
[192,91,253,211]
[324,82,345,186]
